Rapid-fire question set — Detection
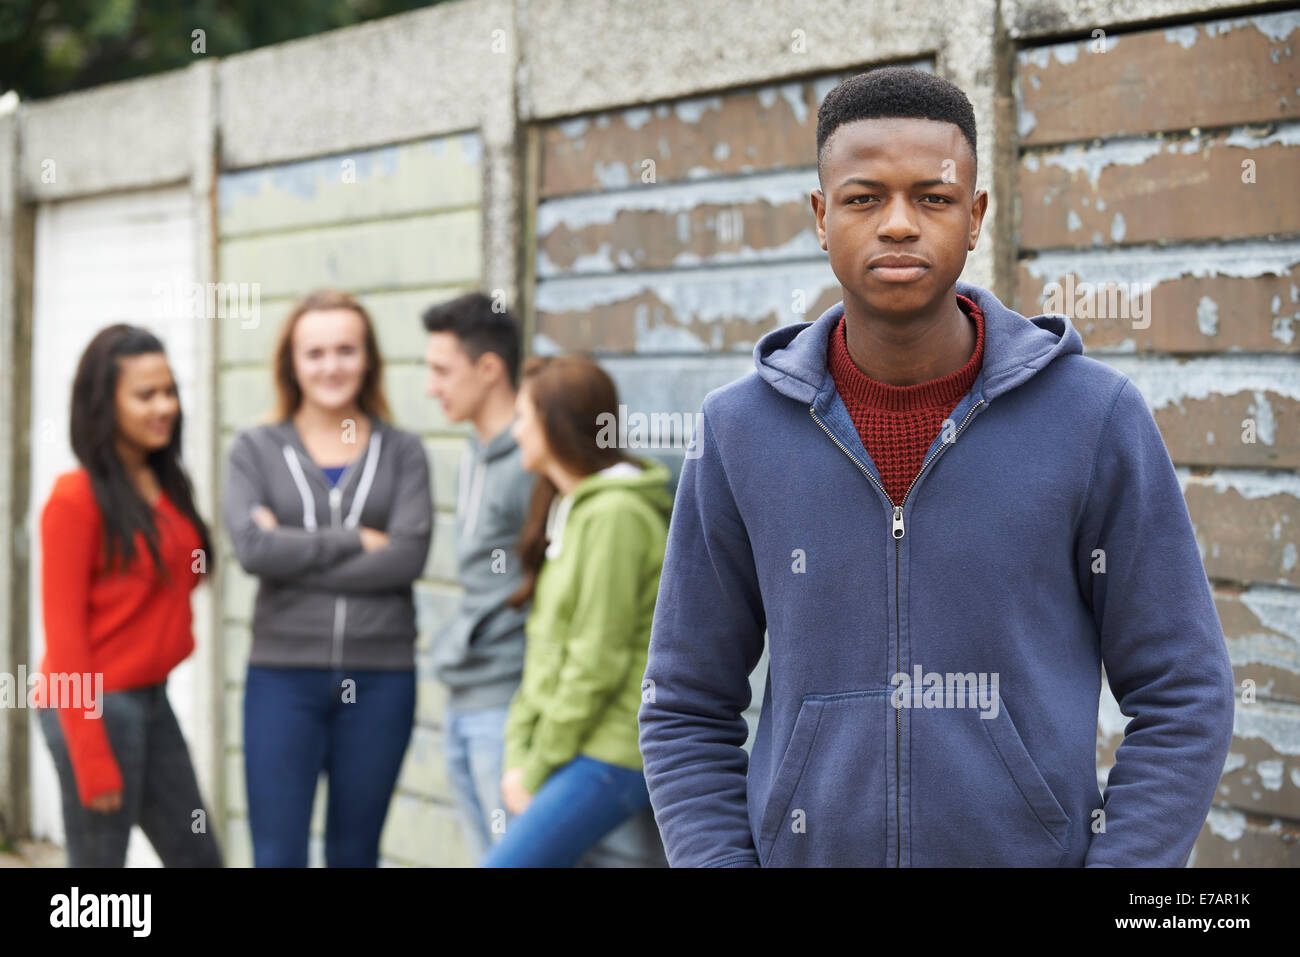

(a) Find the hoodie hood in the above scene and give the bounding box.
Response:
[545,457,675,560]
[571,457,675,517]
[754,280,1083,406]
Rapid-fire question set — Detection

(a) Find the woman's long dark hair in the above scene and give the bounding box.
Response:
[69,324,214,577]
[506,356,635,608]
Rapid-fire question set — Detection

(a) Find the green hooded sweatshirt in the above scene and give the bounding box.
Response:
[504,456,675,795]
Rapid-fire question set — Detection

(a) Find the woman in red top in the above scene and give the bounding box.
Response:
[35,324,222,867]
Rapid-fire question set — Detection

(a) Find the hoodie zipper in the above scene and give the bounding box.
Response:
[329,484,345,672]
[808,396,985,867]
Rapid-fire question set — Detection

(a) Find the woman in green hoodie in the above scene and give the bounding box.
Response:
[483,356,674,867]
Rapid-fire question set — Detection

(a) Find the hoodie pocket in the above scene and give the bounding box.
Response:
[909,689,1071,867]
[758,690,891,867]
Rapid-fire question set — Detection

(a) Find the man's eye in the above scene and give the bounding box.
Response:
[849,196,875,204]
[924,195,953,204]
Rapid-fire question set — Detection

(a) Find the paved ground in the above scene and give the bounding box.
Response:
[0,841,64,867]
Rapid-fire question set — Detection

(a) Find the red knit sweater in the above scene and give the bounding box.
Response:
[34,469,203,805]
[828,294,985,505]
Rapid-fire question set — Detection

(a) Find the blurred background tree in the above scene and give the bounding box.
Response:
[0,0,445,100]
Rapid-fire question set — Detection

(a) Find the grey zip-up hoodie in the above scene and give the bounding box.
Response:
[222,416,433,671]
[431,422,534,711]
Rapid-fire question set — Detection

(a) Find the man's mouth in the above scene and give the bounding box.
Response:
[869,265,929,282]
[868,255,930,283]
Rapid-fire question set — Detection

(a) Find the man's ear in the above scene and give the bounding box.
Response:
[476,350,506,385]
[968,188,989,251]
[811,188,828,251]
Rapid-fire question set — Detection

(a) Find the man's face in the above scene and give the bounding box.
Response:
[424,331,493,424]
[811,117,987,320]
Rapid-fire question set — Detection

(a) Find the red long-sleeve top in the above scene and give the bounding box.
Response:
[828,294,986,505]
[34,469,203,805]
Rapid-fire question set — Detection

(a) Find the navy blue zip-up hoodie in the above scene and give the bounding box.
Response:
[638,279,1236,868]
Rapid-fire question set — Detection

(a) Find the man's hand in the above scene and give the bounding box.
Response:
[250,505,278,530]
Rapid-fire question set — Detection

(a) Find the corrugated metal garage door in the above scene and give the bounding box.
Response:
[1015,9,1300,865]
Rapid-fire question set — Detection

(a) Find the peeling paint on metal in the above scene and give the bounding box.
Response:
[1248,391,1277,445]
[1257,759,1285,790]
[1225,121,1300,149]
[1177,467,1300,500]
[558,118,590,139]
[1040,137,1164,188]
[1207,806,1247,841]
[1235,703,1300,756]
[1197,296,1220,336]
[1103,357,1300,412]
[779,82,808,126]
[1023,240,1300,288]
[672,95,723,125]
[1110,212,1126,243]
[1165,26,1200,50]
[1205,10,1300,43]
[536,168,816,232]
[593,161,631,189]
[1223,752,1248,774]
[535,261,839,328]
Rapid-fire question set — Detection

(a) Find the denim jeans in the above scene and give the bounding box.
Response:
[37,682,223,868]
[481,754,651,867]
[444,702,513,863]
[243,665,415,867]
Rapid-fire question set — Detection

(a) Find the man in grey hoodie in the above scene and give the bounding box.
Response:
[422,292,534,863]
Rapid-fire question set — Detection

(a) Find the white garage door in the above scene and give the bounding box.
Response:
[28,187,215,867]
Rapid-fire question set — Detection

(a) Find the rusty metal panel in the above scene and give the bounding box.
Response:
[1183,474,1300,587]
[1190,812,1300,865]
[534,262,841,355]
[1018,126,1300,248]
[537,170,816,277]
[1016,253,1300,354]
[539,74,853,198]
[1217,587,1300,705]
[1016,11,1300,147]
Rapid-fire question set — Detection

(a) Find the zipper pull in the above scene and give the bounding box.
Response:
[892,506,905,540]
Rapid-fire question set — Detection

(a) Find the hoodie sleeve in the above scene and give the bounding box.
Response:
[268,432,433,592]
[222,431,365,577]
[638,408,767,868]
[1074,378,1235,867]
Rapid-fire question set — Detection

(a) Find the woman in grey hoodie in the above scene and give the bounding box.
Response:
[222,289,433,867]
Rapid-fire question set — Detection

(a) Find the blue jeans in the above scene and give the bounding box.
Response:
[482,754,651,867]
[243,665,415,867]
[37,682,223,868]
[444,703,512,863]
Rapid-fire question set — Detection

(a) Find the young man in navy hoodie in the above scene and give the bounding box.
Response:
[638,67,1235,868]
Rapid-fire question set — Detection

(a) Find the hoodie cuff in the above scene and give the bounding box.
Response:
[519,754,557,797]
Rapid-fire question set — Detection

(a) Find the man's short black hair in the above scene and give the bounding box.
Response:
[816,67,978,187]
[422,291,522,389]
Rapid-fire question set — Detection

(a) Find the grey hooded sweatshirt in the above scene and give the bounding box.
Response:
[222,416,433,671]
[430,422,534,712]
